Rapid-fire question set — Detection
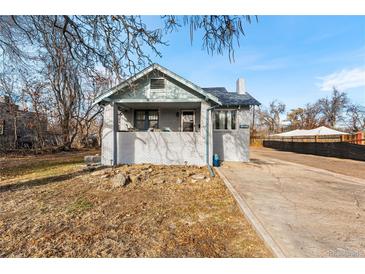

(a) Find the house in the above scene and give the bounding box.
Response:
[0,96,49,150]
[94,64,260,167]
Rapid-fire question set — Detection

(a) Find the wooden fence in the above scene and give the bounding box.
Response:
[264,132,364,145]
[263,140,365,161]
[261,132,365,161]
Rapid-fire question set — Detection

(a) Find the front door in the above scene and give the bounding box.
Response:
[181,110,195,132]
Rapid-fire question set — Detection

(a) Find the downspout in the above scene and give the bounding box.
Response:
[206,105,218,177]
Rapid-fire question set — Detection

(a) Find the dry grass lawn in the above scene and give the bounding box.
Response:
[0,150,271,257]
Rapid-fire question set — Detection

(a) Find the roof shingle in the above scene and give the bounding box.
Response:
[202,87,261,106]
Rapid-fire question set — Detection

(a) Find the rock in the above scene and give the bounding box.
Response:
[191,174,206,180]
[111,173,129,188]
[83,166,96,172]
[83,165,103,172]
[84,155,101,166]
[176,178,183,184]
[148,168,153,173]
[101,174,111,179]
[205,177,211,183]
[129,175,140,184]
[153,178,165,184]
[92,169,108,176]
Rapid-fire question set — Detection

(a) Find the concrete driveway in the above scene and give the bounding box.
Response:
[217,151,365,257]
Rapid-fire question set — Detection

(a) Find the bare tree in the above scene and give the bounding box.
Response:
[286,102,322,130]
[317,87,349,127]
[285,88,349,131]
[42,44,84,150]
[346,104,365,132]
[0,67,20,148]
[0,16,256,76]
[73,79,103,148]
[0,15,257,150]
[286,107,305,130]
[164,16,256,61]
[20,78,48,148]
[258,100,286,133]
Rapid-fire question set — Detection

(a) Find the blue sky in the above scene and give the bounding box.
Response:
[145,16,365,110]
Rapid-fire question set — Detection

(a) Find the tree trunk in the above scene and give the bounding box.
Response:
[13,115,17,149]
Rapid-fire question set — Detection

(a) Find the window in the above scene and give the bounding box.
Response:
[150,78,165,89]
[134,110,159,131]
[181,111,195,132]
[214,110,237,130]
[0,120,4,135]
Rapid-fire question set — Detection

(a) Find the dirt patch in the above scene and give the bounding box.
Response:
[0,155,271,258]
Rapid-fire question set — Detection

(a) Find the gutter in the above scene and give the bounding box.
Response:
[206,105,218,177]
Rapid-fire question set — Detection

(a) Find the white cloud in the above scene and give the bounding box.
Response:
[318,67,365,91]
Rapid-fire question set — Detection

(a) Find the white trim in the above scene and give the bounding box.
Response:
[93,63,221,106]
[180,109,196,132]
[110,98,203,103]
[133,109,160,131]
[213,109,238,131]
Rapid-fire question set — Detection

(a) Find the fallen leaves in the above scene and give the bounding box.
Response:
[0,153,271,258]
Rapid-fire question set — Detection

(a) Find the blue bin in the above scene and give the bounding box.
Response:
[213,154,220,167]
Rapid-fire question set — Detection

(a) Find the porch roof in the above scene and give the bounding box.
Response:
[116,101,201,110]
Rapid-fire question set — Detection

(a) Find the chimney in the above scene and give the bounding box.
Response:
[236,78,246,94]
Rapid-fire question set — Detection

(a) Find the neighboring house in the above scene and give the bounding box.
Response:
[94,64,260,166]
[0,96,49,150]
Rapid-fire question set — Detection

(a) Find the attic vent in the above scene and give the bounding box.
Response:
[150,78,165,89]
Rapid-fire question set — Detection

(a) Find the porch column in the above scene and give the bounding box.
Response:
[101,103,118,165]
[201,101,213,165]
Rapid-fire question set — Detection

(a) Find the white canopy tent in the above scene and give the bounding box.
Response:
[273,126,349,137]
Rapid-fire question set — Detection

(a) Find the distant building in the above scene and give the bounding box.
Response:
[0,96,49,150]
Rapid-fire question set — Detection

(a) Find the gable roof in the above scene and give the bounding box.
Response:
[93,63,221,106]
[202,87,261,106]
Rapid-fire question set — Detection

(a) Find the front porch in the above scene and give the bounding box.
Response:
[101,101,213,166]
[117,102,202,133]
